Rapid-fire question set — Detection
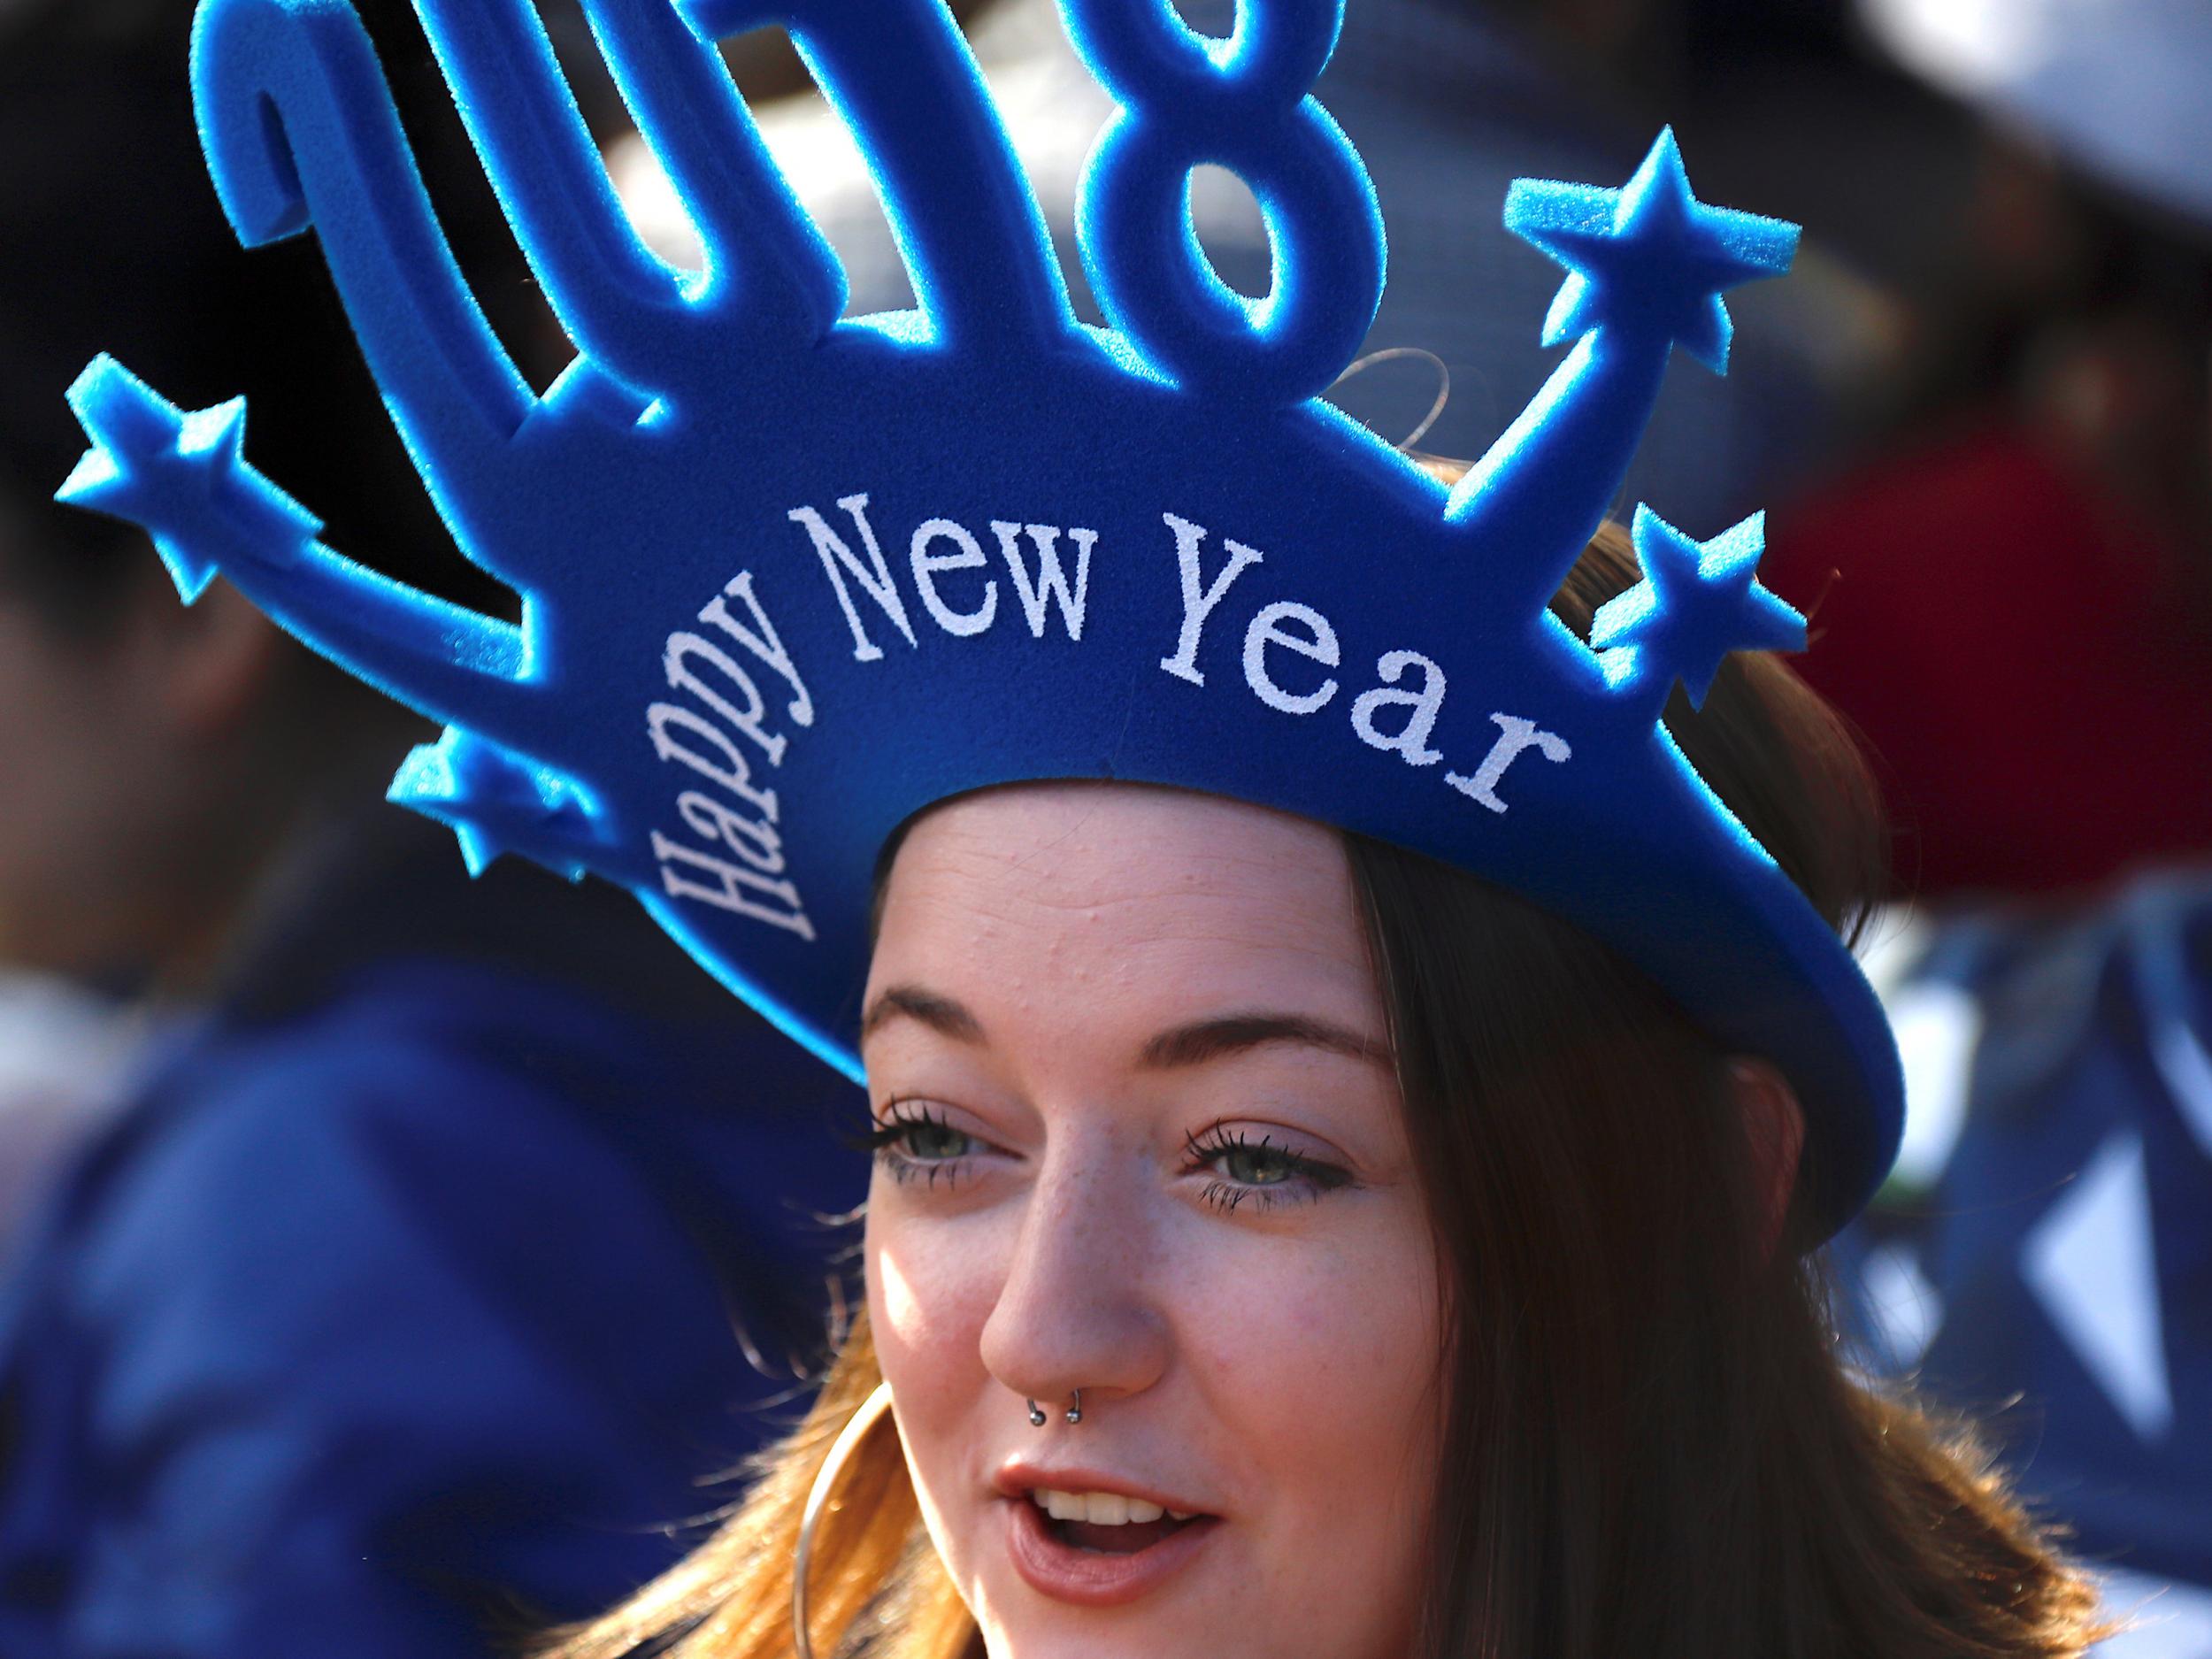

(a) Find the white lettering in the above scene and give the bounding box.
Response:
[1350,649,1447,765]
[697,572,813,728]
[990,521,1098,641]
[651,831,815,940]
[647,702,778,819]
[677,788,786,874]
[787,495,917,663]
[1158,512,1264,686]
[664,633,784,766]
[1445,713,1571,813]
[1242,600,1340,716]
[909,518,997,638]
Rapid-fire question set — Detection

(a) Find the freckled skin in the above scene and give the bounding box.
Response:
[864,784,1440,1659]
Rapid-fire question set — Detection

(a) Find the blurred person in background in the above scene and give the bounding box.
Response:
[1720,2,2212,1648]
[1763,2,2212,902]
[0,3,859,1652]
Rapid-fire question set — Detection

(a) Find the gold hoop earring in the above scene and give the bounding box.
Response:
[793,1380,895,1659]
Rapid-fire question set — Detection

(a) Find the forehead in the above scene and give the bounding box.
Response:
[868,785,1379,1038]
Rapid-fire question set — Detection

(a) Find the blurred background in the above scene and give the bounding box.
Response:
[0,0,2206,1652]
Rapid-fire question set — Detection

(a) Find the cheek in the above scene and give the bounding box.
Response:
[1184,1199,1437,1428]
[1175,1202,1442,1607]
[864,1177,1012,1466]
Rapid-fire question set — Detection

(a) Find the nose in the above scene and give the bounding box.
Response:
[978,1131,1171,1417]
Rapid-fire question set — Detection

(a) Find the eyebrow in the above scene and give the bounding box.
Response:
[861,984,986,1044]
[858,988,1389,1071]
[1141,1012,1390,1071]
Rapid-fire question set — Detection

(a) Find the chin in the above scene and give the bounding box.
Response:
[979,1609,1227,1659]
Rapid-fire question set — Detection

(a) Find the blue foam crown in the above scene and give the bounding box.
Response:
[59,0,1901,1234]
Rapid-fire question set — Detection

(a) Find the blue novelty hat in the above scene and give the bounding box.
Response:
[58,0,1902,1236]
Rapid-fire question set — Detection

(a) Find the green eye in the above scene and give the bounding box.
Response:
[1183,1126,1355,1215]
[1220,1143,1297,1186]
[861,1105,979,1179]
[902,1118,972,1161]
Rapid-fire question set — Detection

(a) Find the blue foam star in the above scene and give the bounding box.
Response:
[1592,506,1805,709]
[389,727,598,881]
[1504,128,1797,372]
[58,356,321,603]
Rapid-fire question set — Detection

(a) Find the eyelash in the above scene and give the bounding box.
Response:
[860,1107,1357,1213]
[860,1101,977,1190]
[1180,1125,1355,1215]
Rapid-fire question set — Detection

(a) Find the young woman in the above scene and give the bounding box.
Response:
[548,526,2106,1659]
[55,0,2113,1651]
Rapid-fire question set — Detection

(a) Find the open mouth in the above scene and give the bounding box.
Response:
[1004,1483,1221,1604]
[1029,1487,1209,1555]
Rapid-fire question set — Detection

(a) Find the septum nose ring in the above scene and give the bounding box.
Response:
[1025,1389,1082,1426]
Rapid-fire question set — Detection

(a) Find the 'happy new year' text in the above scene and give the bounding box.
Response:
[644,498,1573,938]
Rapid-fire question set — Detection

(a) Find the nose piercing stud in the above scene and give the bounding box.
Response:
[1025,1391,1084,1427]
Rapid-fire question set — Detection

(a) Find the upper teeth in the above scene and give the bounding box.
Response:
[1032,1488,1194,1525]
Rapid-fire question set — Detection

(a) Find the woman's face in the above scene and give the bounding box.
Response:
[863,784,1440,1659]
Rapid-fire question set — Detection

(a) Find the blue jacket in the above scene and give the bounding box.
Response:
[0,817,864,1655]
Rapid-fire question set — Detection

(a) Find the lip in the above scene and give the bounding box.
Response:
[1002,1492,1221,1607]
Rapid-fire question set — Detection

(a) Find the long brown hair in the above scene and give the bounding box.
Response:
[546,522,2106,1659]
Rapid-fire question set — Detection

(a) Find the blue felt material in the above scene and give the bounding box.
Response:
[58,0,1903,1236]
